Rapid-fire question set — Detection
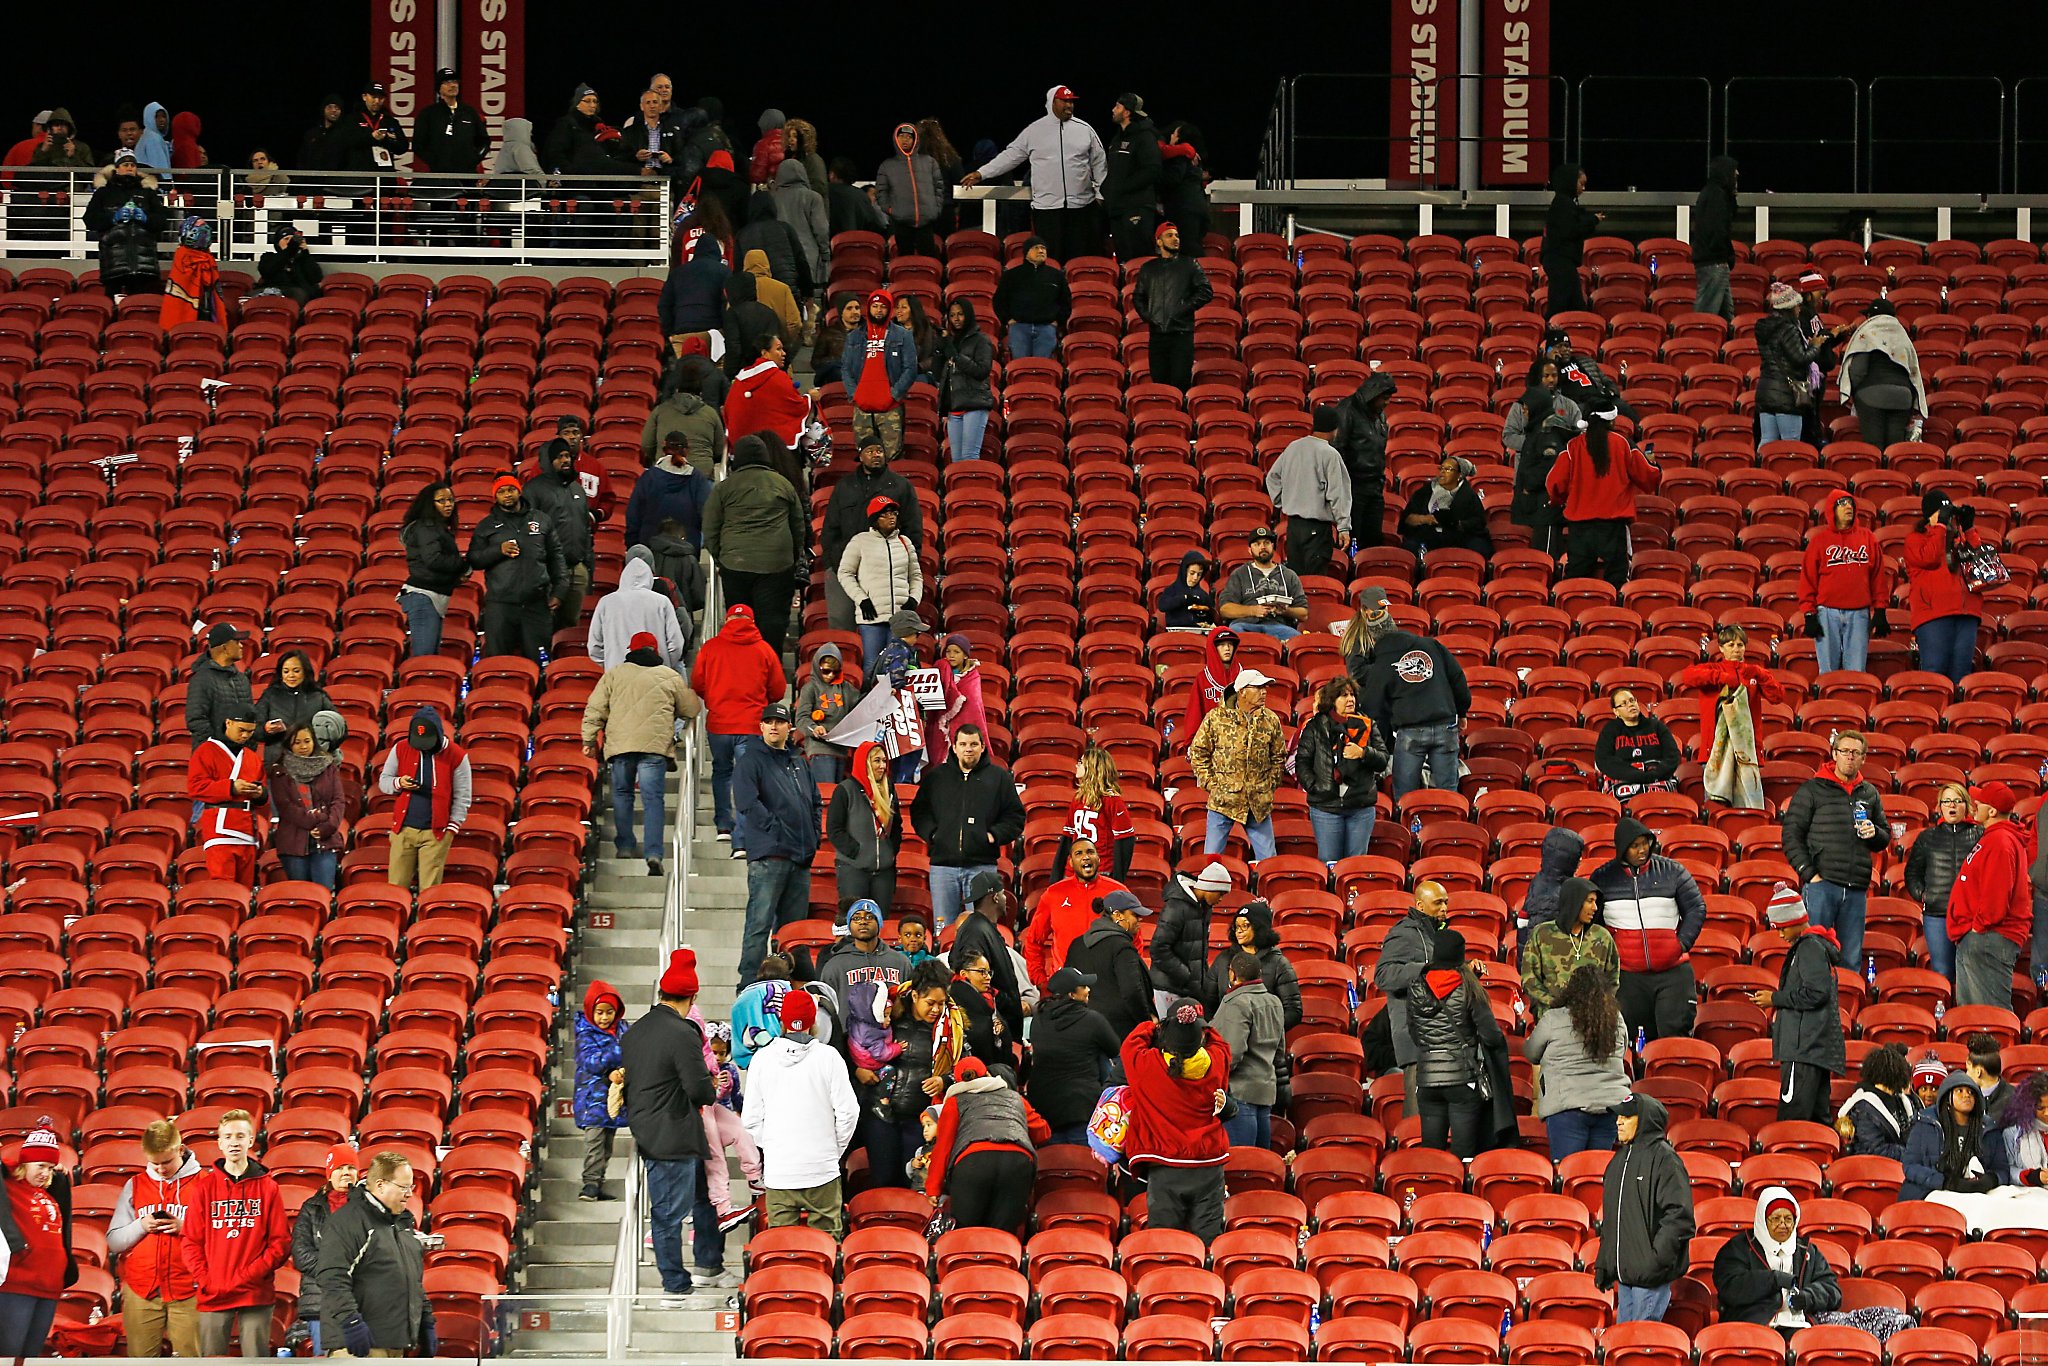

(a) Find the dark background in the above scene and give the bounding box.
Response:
[2,2,2040,192]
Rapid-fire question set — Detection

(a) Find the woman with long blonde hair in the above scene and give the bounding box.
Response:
[1055,745,1134,881]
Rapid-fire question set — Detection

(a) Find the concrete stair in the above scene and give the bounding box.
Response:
[503,761,748,1359]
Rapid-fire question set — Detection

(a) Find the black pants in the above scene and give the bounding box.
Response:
[1854,402,1912,451]
[1564,518,1632,588]
[1287,517,1336,579]
[1619,964,1697,1044]
[1032,204,1102,264]
[482,595,553,662]
[1109,207,1157,261]
[891,222,940,260]
[1543,259,1585,316]
[946,1149,1034,1232]
[1149,332,1195,391]
[720,565,796,661]
[1352,491,1386,548]
[836,864,898,917]
[1778,1062,1832,1125]
[855,1099,922,1188]
[1419,1082,1489,1159]
[1141,1162,1225,1242]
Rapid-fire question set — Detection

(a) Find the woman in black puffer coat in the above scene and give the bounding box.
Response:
[1903,781,1982,983]
[399,482,464,658]
[1406,929,1506,1159]
[1755,281,1829,446]
[1202,901,1302,1029]
[1296,675,1389,864]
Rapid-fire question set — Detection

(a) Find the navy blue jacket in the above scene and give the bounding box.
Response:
[732,737,822,862]
[625,464,714,547]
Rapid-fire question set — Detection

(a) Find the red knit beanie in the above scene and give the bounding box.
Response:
[659,948,700,998]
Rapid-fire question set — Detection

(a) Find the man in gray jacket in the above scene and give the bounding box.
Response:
[1373,880,1454,1117]
[874,122,948,260]
[1211,952,1284,1150]
[1265,405,1353,577]
[961,84,1106,264]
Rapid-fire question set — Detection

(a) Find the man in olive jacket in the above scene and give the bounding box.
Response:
[702,433,805,657]
[312,1152,432,1357]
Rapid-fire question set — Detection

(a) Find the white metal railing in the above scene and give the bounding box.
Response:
[0,166,221,262]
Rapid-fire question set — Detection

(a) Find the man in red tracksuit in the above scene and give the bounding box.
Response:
[182,1109,289,1358]
[186,705,265,885]
[1949,781,2038,1012]
[1797,491,1887,676]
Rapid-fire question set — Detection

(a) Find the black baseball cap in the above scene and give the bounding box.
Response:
[1248,526,1276,543]
[761,703,793,723]
[1048,967,1097,994]
[206,623,248,648]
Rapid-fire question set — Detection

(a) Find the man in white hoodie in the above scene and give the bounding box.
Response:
[742,988,860,1236]
[961,84,1106,265]
[587,551,689,671]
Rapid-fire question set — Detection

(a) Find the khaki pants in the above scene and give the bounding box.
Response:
[764,1179,844,1238]
[124,1292,199,1357]
[388,826,453,890]
[196,1304,271,1358]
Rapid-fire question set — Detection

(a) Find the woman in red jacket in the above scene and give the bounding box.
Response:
[1544,403,1658,586]
[0,1123,74,1358]
[1119,998,1233,1241]
[724,333,812,447]
[1902,492,1990,686]
[1677,622,1785,809]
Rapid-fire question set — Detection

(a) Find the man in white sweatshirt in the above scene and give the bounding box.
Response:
[742,987,861,1236]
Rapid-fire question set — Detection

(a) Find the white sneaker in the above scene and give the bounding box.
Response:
[729,847,746,860]
[692,1268,740,1289]
[715,829,731,842]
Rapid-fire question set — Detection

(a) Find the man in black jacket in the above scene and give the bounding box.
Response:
[312,1153,432,1357]
[1350,589,1471,801]
[185,624,255,748]
[1692,156,1738,322]
[524,424,598,632]
[1063,890,1155,1041]
[1333,373,1397,546]
[950,869,1025,1045]
[1373,879,1453,1118]
[826,157,888,237]
[819,438,922,631]
[624,949,726,1298]
[414,70,488,177]
[468,474,568,662]
[1749,886,1847,1125]
[1150,862,1230,1014]
[992,236,1072,361]
[1594,1094,1694,1322]
[910,726,1026,932]
[1133,222,1211,391]
[1103,93,1162,261]
[1028,967,1124,1143]
[1780,729,1889,974]
[325,83,410,184]
[620,89,684,183]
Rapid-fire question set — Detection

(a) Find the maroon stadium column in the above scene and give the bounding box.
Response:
[1480,0,1551,185]
[371,0,436,171]
[1389,0,1458,187]
[460,0,527,160]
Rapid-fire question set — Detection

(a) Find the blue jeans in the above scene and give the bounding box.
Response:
[947,409,991,460]
[709,732,745,840]
[399,589,445,658]
[1390,721,1460,801]
[1046,1124,1091,1148]
[642,1156,703,1293]
[1232,620,1300,642]
[279,851,337,889]
[1008,322,1057,359]
[1803,879,1867,976]
[1544,1109,1617,1159]
[1222,1101,1272,1150]
[1615,1283,1673,1324]
[1815,606,1870,676]
[741,857,810,986]
[611,753,667,856]
[1916,614,1979,686]
[930,864,996,933]
[858,623,892,677]
[1310,806,1377,863]
[0,1293,56,1358]
[1758,412,1804,445]
[1204,809,1277,861]
[1924,912,1954,981]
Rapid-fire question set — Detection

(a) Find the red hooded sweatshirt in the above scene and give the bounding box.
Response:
[181,1158,290,1311]
[689,604,787,735]
[852,289,900,414]
[1798,494,1886,613]
[1119,1021,1232,1169]
[724,355,810,445]
[1545,431,1658,521]
[1177,625,1240,742]
[1947,816,2036,948]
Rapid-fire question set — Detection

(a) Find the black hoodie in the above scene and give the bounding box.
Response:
[1541,162,1598,270]
[1693,156,1739,268]
[1334,374,1397,483]
[1063,915,1154,1041]
[1521,826,1586,948]
[1027,993,1124,1129]
[1158,550,1216,629]
[1103,113,1163,217]
[935,300,995,413]
[1593,1094,1694,1290]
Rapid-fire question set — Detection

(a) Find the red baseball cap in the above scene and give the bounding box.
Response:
[866,495,898,518]
[628,631,658,653]
[1051,86,1077,102]
[1970,781,2017,814]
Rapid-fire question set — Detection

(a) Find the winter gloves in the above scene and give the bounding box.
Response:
[1803,612,1824,641]
[341,1316,374,1357]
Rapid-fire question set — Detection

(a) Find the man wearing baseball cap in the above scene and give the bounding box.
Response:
[1949,781,2035,1010]
[1134,220,1211,390]
[413,66,487,181]
[1027,967,1122,1143]
[185,622,255,748]
[960,85,1106,268]
[187,703,265,886]
[1218,525,1309,641]
[733,702,822,985]
[1189,669,1286,863]
[1747,883,1846,1125]
[1063,888,1157,1041]
[1103,93,1162,261]
[326,81,410,177]
[468,471,569,663]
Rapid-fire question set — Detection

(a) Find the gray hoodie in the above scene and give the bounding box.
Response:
[794,643,853,758]
[493,117,543,180]
[1524,1008,1630,1118]
[1211,978,1285,1107]
[587,556,688,670]
[974,86,1107,210]
[771,157,830,281]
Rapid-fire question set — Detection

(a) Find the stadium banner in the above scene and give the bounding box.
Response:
[1480,0,1552,185]
[459,0,526,154]
[1389,0,1458,186]
[371,0,436,168]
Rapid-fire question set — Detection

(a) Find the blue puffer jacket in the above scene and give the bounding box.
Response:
[573,981,629,1128]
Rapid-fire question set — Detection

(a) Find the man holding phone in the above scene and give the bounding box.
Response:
[187,704,266,886]
[111,1120,203,1357]
[378,705,472,891]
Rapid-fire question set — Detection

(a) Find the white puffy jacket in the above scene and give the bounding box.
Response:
[836,530,923,625]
